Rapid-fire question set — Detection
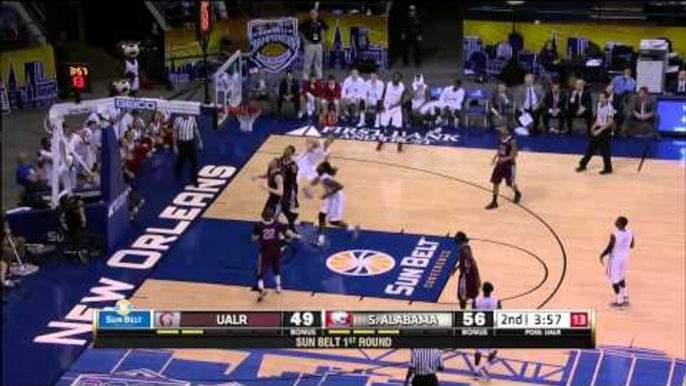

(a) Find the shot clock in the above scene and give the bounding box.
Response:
[64,63,91,102]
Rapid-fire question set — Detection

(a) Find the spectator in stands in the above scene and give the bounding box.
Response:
[116,109,135,140]
[146,111,167,148]
[626,86,658,138]
[131,110,146,139]
[16,151,47,194]
[120,128,137,160]
[341,68,368,127]
[321,75,341,116]
[249,69,273,106]
[300,73,321,119]
[611,67,636,106]
[400,5,423,67]
[319,101,339,127]
[155,111,175,147]
[439,78,465,128]
[566,78,593,135]
[277,70,300,117]
[489,83,511,129]
[542,81,568,134]
[515,73,543,135]
[300,9,328,78]
[667,69,686,96]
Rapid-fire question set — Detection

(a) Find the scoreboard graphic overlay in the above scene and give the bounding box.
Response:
[94,302,595,349]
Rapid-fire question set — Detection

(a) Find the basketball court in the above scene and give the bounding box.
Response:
[56,132,685,386]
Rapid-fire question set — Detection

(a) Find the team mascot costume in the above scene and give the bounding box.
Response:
[119,41,141,97]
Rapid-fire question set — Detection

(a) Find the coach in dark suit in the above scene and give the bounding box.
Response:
[542,81,567,133]
[667,69,686,96]
[277,70,300,116]
[625,87,659,138]
[566,78,593,135]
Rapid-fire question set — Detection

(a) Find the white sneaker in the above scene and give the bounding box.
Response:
[276,286,282,293]
[357,116,366,128]
[297,111,304,119]
[316,234,325,247]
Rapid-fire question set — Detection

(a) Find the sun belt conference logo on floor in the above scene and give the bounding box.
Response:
[325,237,456,300]
[248,17,300,73]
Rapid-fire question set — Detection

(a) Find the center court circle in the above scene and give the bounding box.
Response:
[326,250,396,276]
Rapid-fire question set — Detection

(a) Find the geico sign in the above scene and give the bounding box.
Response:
[114,98,158,111]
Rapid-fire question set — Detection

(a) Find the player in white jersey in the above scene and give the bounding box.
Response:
[600,216,635,307]
[309,161,359,247]
[410,74,428,122]
[341,69,368,127]
[297,136,334,183]
[365,72,385,128]
[473,281,502,380]
[377,72,407,152]
[439,78,466,128]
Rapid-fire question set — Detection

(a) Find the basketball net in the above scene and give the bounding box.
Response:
[236,110,260,132]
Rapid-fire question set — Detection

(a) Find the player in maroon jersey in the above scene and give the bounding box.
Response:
[252,207,300,302]
[486,127,522,209]
[254,146,298,222]
[254,156,284,218]
[279,145,300,234]
[453,231,481,309]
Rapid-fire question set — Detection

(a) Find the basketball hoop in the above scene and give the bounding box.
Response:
[227,103,261,132]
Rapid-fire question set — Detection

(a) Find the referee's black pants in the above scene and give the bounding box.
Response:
[175,140,198,185]
[579,132,612,172]
[413,374,438,386]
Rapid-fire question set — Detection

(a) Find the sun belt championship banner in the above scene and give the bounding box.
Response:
[248,17,300,73]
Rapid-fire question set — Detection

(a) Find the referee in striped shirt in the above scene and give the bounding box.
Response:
[404,348,444,386]
[173,114,203,185]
